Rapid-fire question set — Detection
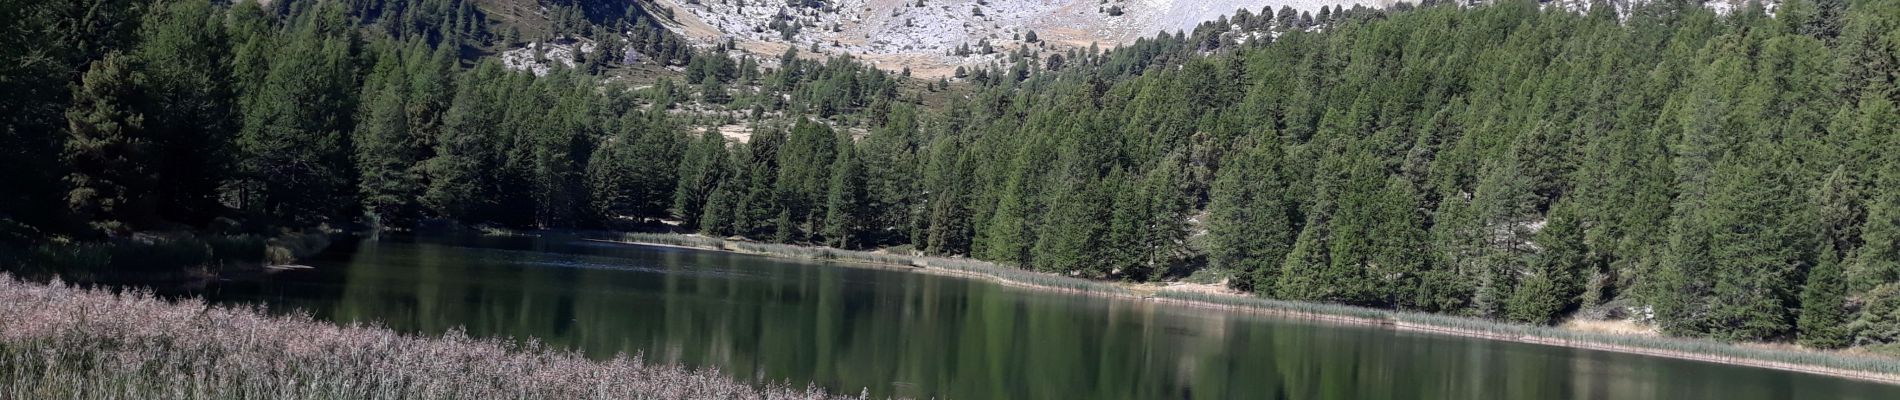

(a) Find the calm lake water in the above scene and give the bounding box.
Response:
[196,235,1900,399]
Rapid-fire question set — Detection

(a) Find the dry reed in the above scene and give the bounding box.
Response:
[0,274,867,400]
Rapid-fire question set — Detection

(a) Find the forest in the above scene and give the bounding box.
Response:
[4,0,1900,352]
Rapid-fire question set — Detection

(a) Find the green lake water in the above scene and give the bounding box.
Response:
[196,235,1900,399]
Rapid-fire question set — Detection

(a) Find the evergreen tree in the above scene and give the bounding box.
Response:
[700,181,738,236]
[624,116,685,218]
[1800,246,1853,349]
[133,0,233,223]
[823,142,867,248]
[1664,145,1812,340]
[63,52,151,234]
[701,77,730,104]
[424,63,501,222]
[1855,176,1900,293]
[587,125,643,223]
[1207,135,1294,292]
[672,129,731,229]
[776,119,838,241]
[1506,200,1589,325]
[981,145,1041,264]
[921,134,974,255]
[354,49,422,229]
[236,10,359,222]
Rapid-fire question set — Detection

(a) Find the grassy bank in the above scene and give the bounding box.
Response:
[0,274,863,400]
[596,232,1900,385]
[0,230,332,285]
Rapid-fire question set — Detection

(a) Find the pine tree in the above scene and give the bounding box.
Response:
[1506,200,1590,325]
[1033,174,1111,275]
[922,135,974,255]
[736,147,783,238]
[776,119,838,241]
[672,129,731,229]
[1856,179,1900,294]
[133,0,233,223]
[526,75,592,228]
[1469,128,1564,317]
[1666,144,1812,340]
[860,104,919,247]
[1848,96,1900,293]
[1105,169,1147,276]
[64,51,151,234]
[624,115,685,218]
[700,181,738,236]
[981,148,1038,264]
[1207,135,1294,292]
[1136,156,1195,280]
[823,142,866,249]
[1799,246,1852,349]
[587,126,641,223]
[236,15,359,222]
[1277,213,1332,301]
[701,77,730,104]
[1368,175,1435,308]
[423,63,500,222]
[354,50,421,229]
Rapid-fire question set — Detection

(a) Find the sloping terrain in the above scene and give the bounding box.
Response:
[650,0,1382,77]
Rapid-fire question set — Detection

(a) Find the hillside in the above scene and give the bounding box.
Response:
[649,0,1380,76]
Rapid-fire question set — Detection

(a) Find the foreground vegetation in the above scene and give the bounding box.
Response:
[0,274,862,399]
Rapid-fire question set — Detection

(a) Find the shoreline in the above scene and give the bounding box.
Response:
[0,274,858,399]
[578,232,1900,386]
[0,230,336,290]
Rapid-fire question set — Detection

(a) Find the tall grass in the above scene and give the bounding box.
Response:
[600,232,1131,296]
[0,274,864,400]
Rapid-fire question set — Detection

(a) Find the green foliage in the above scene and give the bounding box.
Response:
[1801,247,1853,349]
[63,51,151,235]
[673,130,731,230]
[353,49,423,228]
[133,0,235,223]
[235,6,360,223]
[774,120,838,241]
[13,0,1900,352]
[822,142,867,248]
[1207,135,1294,292]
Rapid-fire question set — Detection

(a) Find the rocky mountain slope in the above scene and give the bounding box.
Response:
[649,0,1382,77]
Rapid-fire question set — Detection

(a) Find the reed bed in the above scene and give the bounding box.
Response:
[0,274,864,400]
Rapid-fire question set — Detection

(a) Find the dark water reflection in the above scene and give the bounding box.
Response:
[197,235,1900,399]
